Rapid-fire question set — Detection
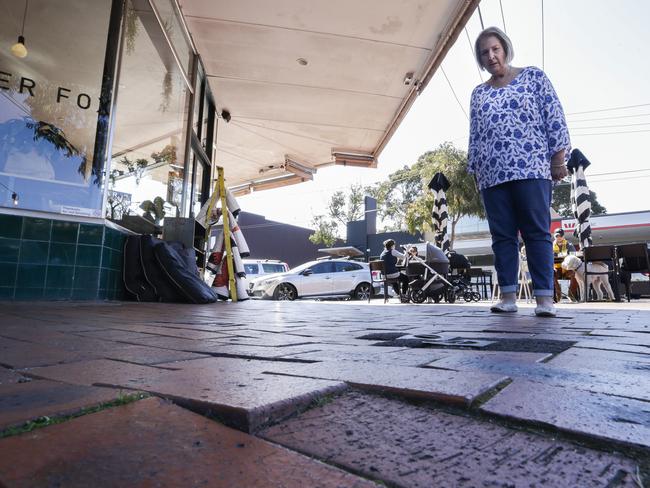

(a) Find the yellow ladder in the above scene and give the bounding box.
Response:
[201,166,238,302]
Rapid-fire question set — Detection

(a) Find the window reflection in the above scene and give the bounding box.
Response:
[0,0,111,215]
[107,0,190,227]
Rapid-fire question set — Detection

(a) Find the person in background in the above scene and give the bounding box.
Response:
[380,239,409,298]
[553,228,576,256]
[468,26,571,317]
[553,228,577,302]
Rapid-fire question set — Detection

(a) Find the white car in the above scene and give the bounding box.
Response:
[242,259,289,281]
[249,259,378,300]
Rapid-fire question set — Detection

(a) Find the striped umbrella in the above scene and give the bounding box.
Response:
[427,172,451,253]
[567,149,592,249]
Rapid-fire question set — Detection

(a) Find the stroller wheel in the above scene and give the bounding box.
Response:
[463,291,474,302]
[446,289,456,304]
[472,292,482,302]
[409,288,427,304]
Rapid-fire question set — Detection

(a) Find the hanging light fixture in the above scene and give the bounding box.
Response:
[0,182,19,206]
[11,0,29,58]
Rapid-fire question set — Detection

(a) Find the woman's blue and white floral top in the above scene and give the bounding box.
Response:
[468,66,570,190]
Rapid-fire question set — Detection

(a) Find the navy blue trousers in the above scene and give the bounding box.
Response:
[481,179,554,297]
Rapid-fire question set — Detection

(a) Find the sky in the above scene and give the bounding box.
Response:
[237,0,650,232]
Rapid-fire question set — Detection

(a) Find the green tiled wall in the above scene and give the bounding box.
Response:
[0,214,126,301]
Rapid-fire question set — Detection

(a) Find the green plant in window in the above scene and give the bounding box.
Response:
[140,196,166,224]
[120,156,149,184]
[151,144,177,165]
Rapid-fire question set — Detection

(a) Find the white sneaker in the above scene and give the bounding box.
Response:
[534,304,557,317]
[490,301,518,313]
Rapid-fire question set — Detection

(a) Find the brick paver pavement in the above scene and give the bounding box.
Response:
[0,299,648,486]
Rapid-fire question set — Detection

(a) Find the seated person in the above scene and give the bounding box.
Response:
[407,246,419,260]
[380,239,409,296]
[553,229,577,301]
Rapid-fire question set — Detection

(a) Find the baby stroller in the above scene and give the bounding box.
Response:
[447,251,481,302]
[403,242,457,303]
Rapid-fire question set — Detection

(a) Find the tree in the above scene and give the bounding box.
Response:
[552,182,607,217]
[308,216,338,247]
[309,184,366,245]
[404,142,485,248]
[327,183,365,228]
[366,165,422,231]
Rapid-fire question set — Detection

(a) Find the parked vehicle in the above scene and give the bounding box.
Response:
[249,259,379,300]
[242,259,289,281]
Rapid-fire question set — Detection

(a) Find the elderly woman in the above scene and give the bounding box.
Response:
[468,27,570,317]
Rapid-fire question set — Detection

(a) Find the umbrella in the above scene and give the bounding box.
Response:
[428,172,451,253]
[567,149,592,249]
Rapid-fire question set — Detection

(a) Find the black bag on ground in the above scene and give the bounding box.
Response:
[123,235,157,301]
[153,241,217,304]
[140,235,184,302]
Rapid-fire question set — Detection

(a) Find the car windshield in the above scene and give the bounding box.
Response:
[289,261,320,273]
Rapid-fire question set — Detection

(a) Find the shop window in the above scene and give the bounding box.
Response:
[107,0,191,228]
[150,0,193,77]
[0,0,112,216]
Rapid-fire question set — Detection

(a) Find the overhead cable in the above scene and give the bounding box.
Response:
[499,0,507,33]
[566,102,650,116]
[440,66,469,121]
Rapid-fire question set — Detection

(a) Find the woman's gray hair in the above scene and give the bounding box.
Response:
[474,26,514,70]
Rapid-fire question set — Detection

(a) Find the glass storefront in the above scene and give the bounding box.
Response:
[0,0,218,300]
[106,0,192,228]
[0,0,112,217]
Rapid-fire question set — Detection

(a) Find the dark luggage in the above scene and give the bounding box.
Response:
[122,235,215,304]
[154,242,216,304]
[140,235,184,302]
[123,235,157,301]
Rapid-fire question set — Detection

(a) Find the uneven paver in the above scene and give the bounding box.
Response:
[261,390,642,488]
[0,380,123,430]
[481,379,650,449]
[1,300,650,486]
[28,357,347,431]
[0,397,377,488]
[427,353,650,401]
[0,367,28,385]
[263,360,509,406]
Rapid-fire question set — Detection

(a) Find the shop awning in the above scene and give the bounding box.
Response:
[179,0,479,193]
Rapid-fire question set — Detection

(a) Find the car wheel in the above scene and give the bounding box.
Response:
[353,282,372,300]
[273,283,297,301]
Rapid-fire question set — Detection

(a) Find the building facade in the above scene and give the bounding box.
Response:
[0,0,216,300]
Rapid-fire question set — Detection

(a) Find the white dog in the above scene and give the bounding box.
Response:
[561,255,615,301]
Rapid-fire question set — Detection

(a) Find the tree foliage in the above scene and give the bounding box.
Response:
[403,142,485,247]
[308,215,339,247]
[552,182,607,217]
[309,143,485,249]
[308,184,366,245]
